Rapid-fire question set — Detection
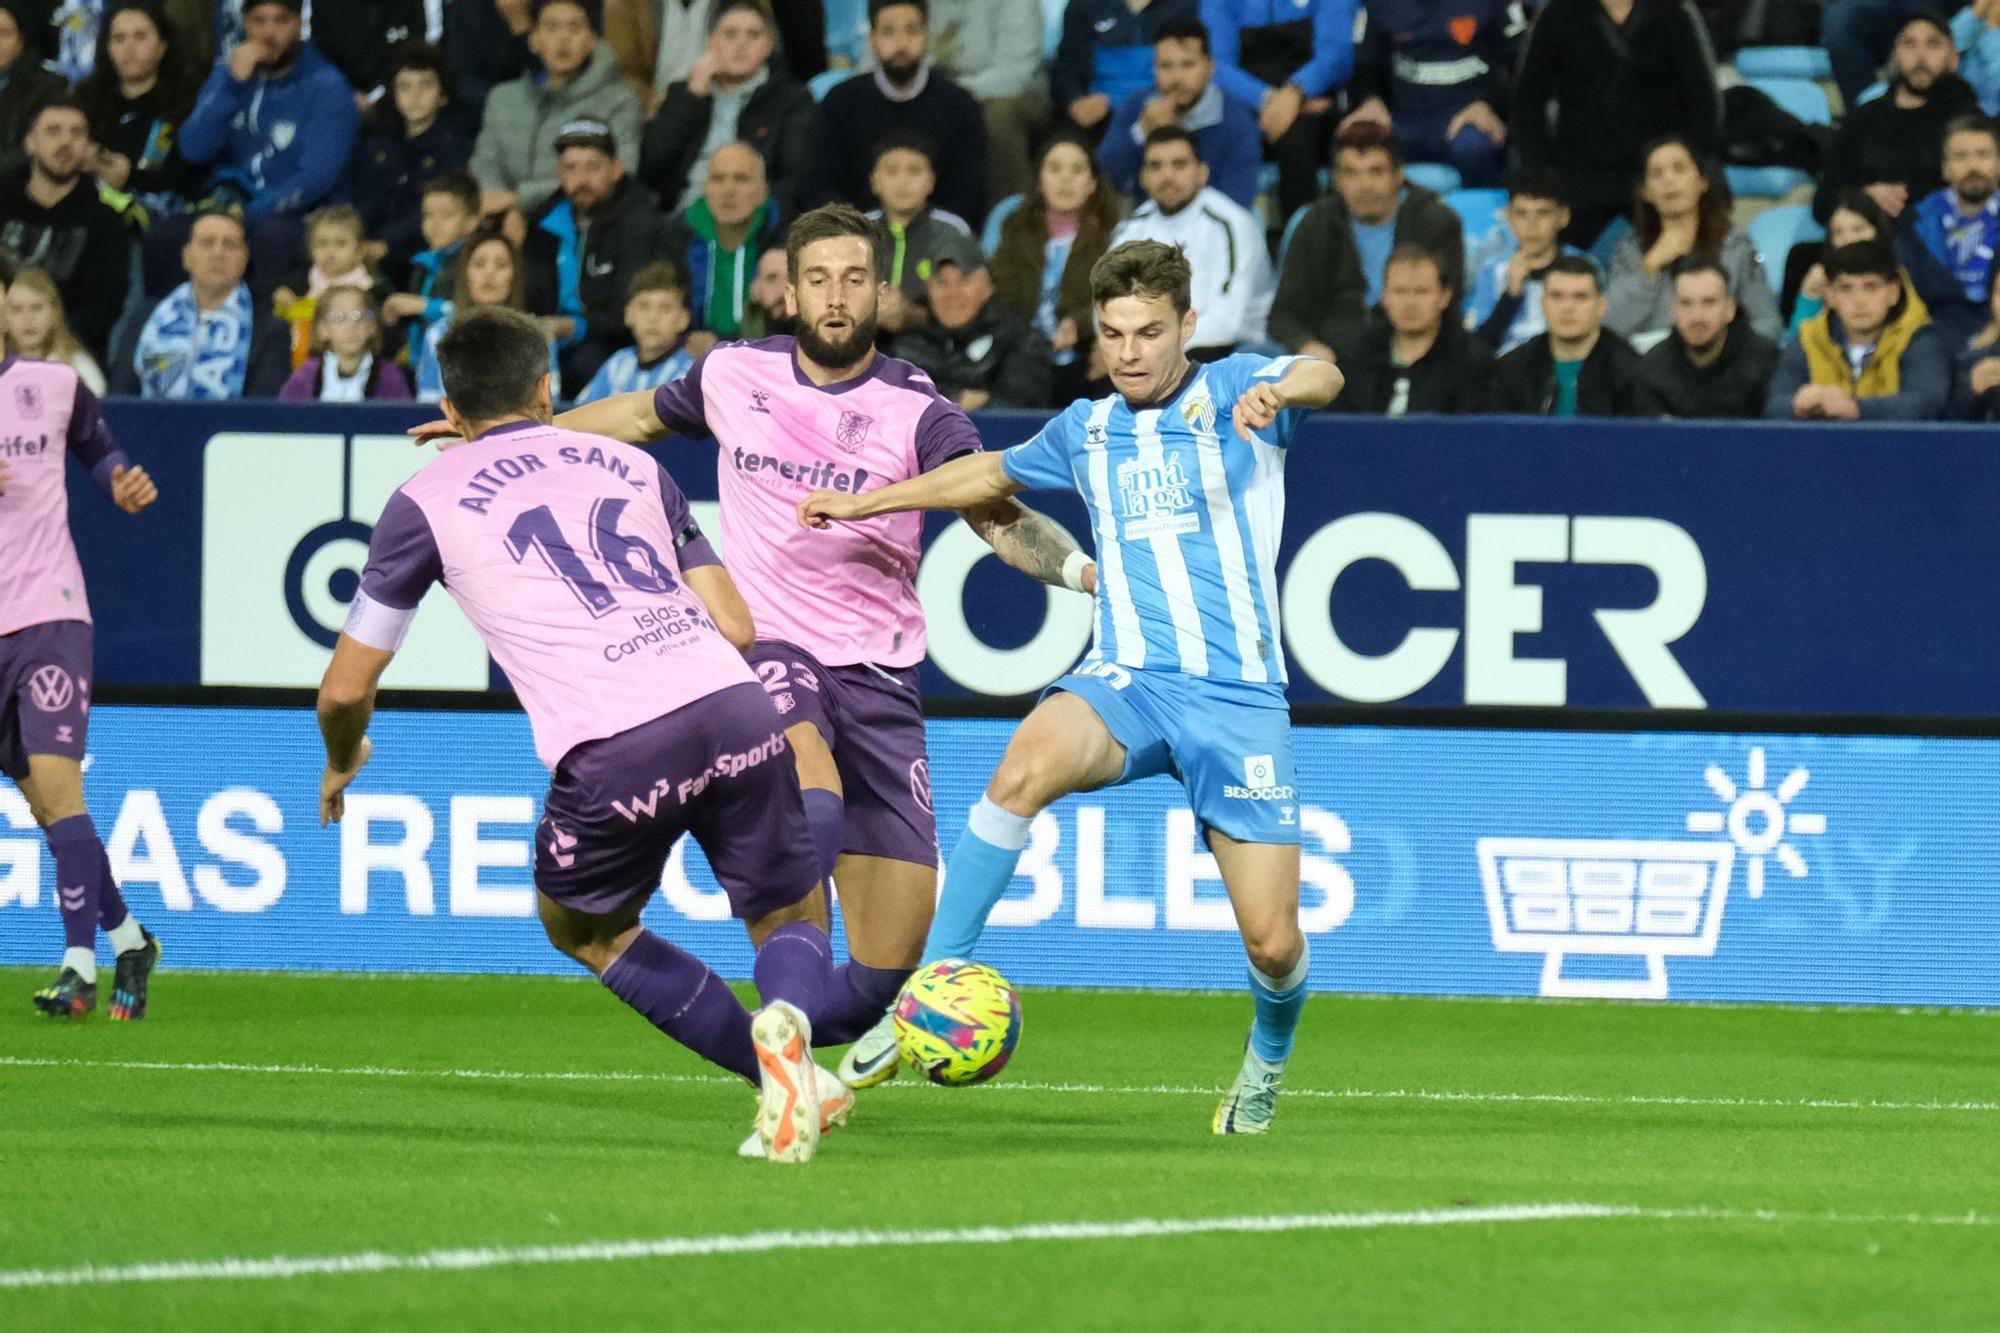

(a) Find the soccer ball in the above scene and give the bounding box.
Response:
[893,959,1022,1086]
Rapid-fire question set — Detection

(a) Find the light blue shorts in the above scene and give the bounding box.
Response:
[1048,663,1301,846]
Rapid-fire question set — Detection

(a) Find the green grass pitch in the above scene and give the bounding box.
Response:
[1,968,1995,1330]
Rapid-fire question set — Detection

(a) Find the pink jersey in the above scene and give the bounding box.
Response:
[349,422,753,770]
[0,356,125,638]
[651,337,982,668]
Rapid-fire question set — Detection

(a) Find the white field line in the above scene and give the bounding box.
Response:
[0,1203,1992,1292]
[2,1055,1996,1116]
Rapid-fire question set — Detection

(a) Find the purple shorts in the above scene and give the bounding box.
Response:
[0,620,92,779]
[747,640,937,867]
[535,681,821,921]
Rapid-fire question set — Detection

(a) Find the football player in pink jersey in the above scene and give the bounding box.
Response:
[0,257,163,1020]
[325,307,882,1162]
[412,206,1095,1100]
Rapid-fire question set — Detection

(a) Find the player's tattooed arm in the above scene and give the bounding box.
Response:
[962,499,1098,595]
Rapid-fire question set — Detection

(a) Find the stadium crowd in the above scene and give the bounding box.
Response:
[0,0,1995,421]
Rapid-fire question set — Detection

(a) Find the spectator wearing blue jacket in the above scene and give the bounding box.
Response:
[169,0,357,300]
[1905,115,2000,345]
[1052,0,1201,135]
[1201,0,1357,218]
[1341,0,1521,188]
[1100,19,1263,209]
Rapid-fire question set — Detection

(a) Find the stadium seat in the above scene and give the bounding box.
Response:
[1856,80,1887,104]
[1442,187,1508,245]
[1042,0,1065,60]
[808,68,854,102]
[824,0,869,66]
[1404,162,1463,195]
[1277,204,1310,270]
[1589,214,1630,268]
[1726,164,1813,199]
[982,193,1025,254]
[1745,204,1825,294]
[1749,76,1833,126]
[1732,45,1833,80]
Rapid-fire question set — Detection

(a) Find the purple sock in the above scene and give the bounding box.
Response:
[95,842,130,933]
[811,963,913,1046]
[46,815,104,951]
[600,930,757,1083]
[752,921,837,1026]
[800,788,844,881]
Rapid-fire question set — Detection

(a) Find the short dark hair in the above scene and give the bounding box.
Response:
[388,41,452,96]
[1943,114,2000,157]
[187,206,246,242]
[626,260,686,303]
[870,129,937,172]
[27,95,87,130]
[531,0,601,30]
[1090,239,1193,315]
[1668,255,1731,292]
[1141,124,1202,163]
[436,306,554,422]
[1153,17,1211,54]
[1543,254,1603,293]
[708,0,772,33]
[1823,241,1900,283]
[785,203,892,283]
[1333,121,1403,168]
[1507,165,1567,206]
[868,0,924,24]
[423,169,481,216]
[1384,243,1449,292]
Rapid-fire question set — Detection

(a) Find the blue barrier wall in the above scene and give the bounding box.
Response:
[2,706,1994,1005]
[71,402,2000,714]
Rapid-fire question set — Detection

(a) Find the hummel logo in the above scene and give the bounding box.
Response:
[749,390,772,414]
[548,826,578,869]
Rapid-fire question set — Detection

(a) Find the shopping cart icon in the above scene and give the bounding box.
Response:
[1475,748,1826,1000]
[1477,839,1736,999]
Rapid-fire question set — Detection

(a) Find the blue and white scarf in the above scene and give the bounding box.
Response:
[135,282,254,401]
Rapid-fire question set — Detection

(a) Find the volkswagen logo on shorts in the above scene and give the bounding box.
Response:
[908,758,933,814]
[28,664,74,712]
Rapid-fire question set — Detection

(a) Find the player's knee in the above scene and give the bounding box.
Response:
[986,747,1065,815]
[1244,921,1305,979]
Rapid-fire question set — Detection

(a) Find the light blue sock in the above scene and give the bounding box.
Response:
[1247,942,1310,1065]
[922,797,1034,964]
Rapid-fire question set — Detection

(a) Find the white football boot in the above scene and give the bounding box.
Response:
[739,1062,853,1159]
[1212,1044,1285,1135]
[750,1001,822,1163]
[836,1011,901,1089]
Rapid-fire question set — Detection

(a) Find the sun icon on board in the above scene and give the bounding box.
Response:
[1685,747,1827,899]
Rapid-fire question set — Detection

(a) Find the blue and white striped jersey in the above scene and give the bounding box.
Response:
[1000,354,1305,688]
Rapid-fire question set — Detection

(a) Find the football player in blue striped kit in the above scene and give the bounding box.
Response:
[798,239,1342,1133]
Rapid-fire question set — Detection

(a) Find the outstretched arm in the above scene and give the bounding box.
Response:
[554,390,674,444]
[960,498,1096,595]
[406,390,676,447]
[316,635,393,826]
[799,451,1019,526]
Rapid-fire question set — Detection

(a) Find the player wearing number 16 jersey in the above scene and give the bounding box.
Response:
[319,308,883,1163]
